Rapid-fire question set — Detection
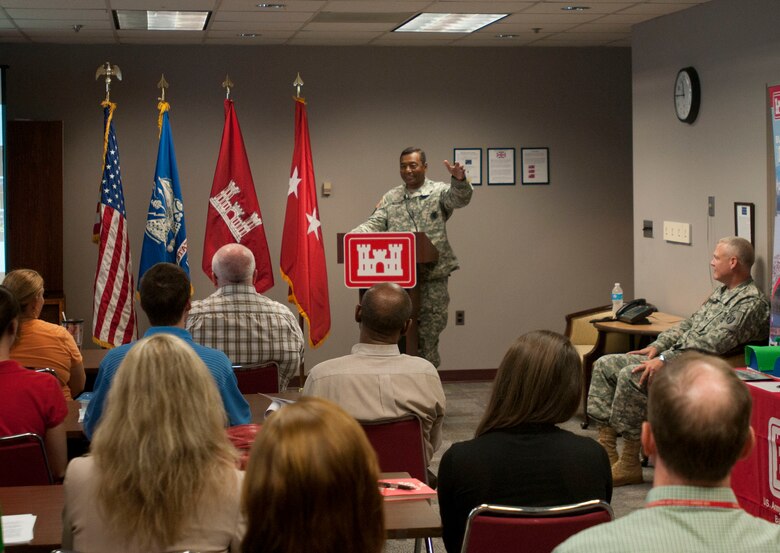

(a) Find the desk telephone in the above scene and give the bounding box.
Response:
[616,299,657,324]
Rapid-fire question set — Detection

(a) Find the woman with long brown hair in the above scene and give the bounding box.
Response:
[242,397,384,553]
[437,330,612,553]
[62,333,244,552]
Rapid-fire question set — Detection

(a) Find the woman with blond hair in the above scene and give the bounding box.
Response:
[437,330,612,553]
[3,269,85,400]
[62,333,244,553]
[242,397,384,553]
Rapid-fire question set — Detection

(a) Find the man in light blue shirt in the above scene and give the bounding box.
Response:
[84,263,250,439]
[555,353,780,553]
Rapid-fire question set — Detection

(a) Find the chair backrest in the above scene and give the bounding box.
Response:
[564,306,611,346]
[232,362,279,394]
[0,432,54,485]
[461,500,614,553]
[360,415,427,483]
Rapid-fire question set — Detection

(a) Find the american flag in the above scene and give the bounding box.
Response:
[92,101,137,347]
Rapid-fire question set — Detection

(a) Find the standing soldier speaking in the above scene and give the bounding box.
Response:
[351,147,473,367]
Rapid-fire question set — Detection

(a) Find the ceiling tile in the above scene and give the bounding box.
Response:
[524,3,635,14]
[322,1,430,12]
[110,0,217,9]
[303,21,395,31]
[212,10,312,22]
[5,8,109,20]
[618,3,698,15]
[11,18,113,30]
[0,0,105,7]
[218,0,326,11]
[210,20,303,31]
[424,1,535,12]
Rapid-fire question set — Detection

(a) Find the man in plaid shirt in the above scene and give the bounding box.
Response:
[187,244,303,390]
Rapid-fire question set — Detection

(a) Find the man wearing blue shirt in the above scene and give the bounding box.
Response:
[84,263,250,440]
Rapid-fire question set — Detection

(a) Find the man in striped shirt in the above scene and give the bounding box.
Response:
[555,353,780,553]
[187,244,303,390]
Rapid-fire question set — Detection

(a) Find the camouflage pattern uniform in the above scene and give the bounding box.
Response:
[352,177,473,367]
[588,279,769,439]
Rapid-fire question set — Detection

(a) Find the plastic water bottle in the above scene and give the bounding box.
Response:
[611,283,624,318]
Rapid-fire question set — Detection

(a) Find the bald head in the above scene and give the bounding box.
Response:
[357,283,412,343]
[648,353,752,484]
[212,243,256,286]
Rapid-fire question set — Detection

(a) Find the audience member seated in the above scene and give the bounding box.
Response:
[62,333,244,553]
[0,285,67,479]
[589,236,769,486]
[4,269,85,400]
[302,282,445,463]
[241,397,384,553]
[187,243,304,390]
[555,353,780,552]
[83,262,250,439]
[437,330,612,553]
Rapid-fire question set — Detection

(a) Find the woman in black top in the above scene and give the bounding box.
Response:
[437,330,612,553]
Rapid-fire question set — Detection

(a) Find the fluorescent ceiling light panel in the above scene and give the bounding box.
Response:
[114,10,210,31]
[395,13,508,34]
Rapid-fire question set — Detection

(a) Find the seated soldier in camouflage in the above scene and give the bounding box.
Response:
[588,236,769,487]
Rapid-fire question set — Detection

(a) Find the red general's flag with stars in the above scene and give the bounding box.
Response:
[280,97,330,347]
[203,99,274,292]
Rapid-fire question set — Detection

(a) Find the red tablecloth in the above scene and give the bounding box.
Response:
[732,376,780,524]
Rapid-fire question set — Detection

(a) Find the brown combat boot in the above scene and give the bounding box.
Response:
[611,438,643,486]
[597,426,618,466]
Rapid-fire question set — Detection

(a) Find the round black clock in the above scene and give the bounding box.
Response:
[674,67,700,124]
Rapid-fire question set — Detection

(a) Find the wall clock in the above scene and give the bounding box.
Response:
[674,67,700,124]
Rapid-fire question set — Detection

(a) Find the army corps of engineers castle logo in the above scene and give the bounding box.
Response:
[343,232,416,289]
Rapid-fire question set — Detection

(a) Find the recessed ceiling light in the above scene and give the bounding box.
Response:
[256,3,285,8]
[113,10,210,31]
[395,13,508,34]
[561,6,591,11]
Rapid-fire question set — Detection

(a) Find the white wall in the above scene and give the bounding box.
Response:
[2,44,634,370]
[633,0,779,314]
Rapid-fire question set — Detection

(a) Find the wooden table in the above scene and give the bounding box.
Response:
[0,472,440,551]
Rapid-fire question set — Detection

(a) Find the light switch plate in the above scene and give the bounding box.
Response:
[663,221,691,244]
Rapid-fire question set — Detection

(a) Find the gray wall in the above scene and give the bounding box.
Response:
[3,44,633,370]
[632,0,778,314]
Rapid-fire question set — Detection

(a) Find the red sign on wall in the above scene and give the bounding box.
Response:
[343,232,416,288]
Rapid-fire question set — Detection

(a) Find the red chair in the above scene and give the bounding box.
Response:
[0,433,54,486]
[232,362,279,394]
[360,415,433,553]
[359,415,428,483]
[461,500,614,553]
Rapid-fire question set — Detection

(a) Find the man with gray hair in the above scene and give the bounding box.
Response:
[556,353,780,552]
[187,243,303,390]
[589,237,769,486]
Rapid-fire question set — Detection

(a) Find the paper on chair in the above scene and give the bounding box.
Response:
[1,514,37,544]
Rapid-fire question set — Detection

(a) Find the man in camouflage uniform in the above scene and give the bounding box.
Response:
[588,236,769,486]
[351,147,473,367]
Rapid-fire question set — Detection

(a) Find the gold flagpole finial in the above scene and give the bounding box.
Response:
[293,72,304,98]
[95,62,122,102]
[157,74,169,102]
[222,74,234,99]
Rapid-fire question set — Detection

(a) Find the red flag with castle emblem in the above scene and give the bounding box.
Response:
[204,99,273,292]
[280,97,330,347]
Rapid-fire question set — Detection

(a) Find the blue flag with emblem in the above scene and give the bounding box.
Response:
[139,101,190,284]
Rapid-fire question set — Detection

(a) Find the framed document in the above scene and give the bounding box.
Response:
[734,202,754,245]
[454,148,482,185]
[521,147,549,185]
[487,147,515,185]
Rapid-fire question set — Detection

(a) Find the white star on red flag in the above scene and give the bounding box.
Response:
[288,166,301,197]
[306,208,321,240]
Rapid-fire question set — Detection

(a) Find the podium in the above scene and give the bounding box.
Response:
[337,232,438,357]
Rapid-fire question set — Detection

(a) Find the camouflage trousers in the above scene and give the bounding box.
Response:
[587,353,649,440]
[418,277,449,368]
